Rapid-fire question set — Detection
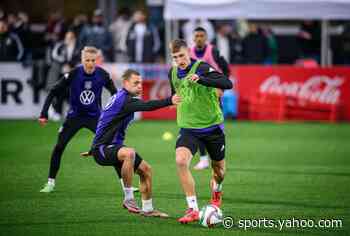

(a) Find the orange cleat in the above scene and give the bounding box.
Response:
[210,191,222,207]
[177,208,199,224]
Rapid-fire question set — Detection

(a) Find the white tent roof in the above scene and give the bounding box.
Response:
[164,0,350,20]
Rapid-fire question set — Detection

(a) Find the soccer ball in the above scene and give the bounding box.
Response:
[199,204,223,228]
[162,131,173,141]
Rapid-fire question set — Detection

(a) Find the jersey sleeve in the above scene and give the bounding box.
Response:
[40,72,72,118]
[103,71,117,95]
[196,62,232,90]
[168,68,176,95]
[122,97,173,113]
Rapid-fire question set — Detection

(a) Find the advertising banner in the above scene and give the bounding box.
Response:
[231,66,350,121]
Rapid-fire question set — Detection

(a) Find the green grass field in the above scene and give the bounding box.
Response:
[0,120,349,236]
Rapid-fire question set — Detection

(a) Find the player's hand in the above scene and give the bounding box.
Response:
[171,94,181,105]
[38,117,48,126]
[216,89,224,97]
[188,74,200,83]
[80,151,91,158]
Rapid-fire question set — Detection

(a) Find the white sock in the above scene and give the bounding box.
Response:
[124,187,134,201]
[186,196,199,211]
[215,183,223,192]
[120,178,125,190]
[142,199,154,213]
[200,155,209,162]
[48,178,55,185]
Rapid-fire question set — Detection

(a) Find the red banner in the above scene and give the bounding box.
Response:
[140,65,350,121]
[141,80,177,119]
[231,66,350,121]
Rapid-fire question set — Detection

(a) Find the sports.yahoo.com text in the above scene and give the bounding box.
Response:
[222,216,343,231]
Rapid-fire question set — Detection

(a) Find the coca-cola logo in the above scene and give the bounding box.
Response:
[259,75,344,104]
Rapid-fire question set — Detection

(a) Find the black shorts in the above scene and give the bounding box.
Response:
[91,144,143,171]
[176,127,226,161]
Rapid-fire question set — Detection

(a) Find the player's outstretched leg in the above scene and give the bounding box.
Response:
[40,142,66,192]
[210,159,225,207]
[40,122,79,193]
[117,147,141,214]
[176,147,199,223]
[193,141,209,170]
[136,159,168,218]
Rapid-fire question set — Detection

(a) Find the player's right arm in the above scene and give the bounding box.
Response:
[38,72,72,126]
[102,70,117,95]
[123,95,181,113]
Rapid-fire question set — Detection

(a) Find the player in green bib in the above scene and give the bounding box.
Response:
[168,39,233,224]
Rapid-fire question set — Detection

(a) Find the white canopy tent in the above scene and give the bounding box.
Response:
[164,0,350,65]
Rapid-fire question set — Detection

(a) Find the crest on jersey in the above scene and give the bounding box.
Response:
[80,90,95,105]
[84,81,92,89]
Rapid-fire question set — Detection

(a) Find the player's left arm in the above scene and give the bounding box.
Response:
[212,47,230,77]
[191,62,232,90]
[103,71,117,95]
[168,68,176,95]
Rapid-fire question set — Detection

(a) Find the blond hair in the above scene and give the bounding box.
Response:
[81,46,99,56]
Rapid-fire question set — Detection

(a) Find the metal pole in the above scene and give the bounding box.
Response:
[97,0,115,25]
[321,19,329,67]
[173,20,179,39]
[165,19,172,64]
[109,0,117,25]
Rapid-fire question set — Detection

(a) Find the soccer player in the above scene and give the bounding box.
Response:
[38,46,136,193]
[190,27,230,170]
[83,69,181,217]
[168,39,232,223]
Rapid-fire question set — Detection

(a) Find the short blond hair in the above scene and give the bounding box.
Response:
[81,46,99,55]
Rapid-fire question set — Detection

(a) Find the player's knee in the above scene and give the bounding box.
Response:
[175,155,189,168]
[175,148,191,167]
[124,148,136,162]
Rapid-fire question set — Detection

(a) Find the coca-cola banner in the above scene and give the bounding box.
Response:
[231,66,350,121]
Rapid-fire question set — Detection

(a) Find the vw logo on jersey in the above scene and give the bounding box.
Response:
[80,90,95,105]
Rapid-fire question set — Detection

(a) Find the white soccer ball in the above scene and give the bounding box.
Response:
[199,204,223,228]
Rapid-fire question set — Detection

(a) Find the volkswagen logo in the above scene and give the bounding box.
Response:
[80,90,95,105]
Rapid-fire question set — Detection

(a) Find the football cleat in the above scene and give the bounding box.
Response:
[123,199,141,214]
[39,183,55,193]
[193,159,209,170]
[141,209,169,218]
[178,208,199,224]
